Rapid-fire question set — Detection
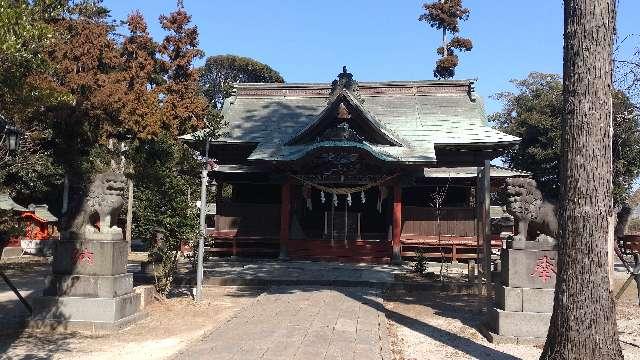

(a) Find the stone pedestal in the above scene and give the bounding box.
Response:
[31,231,142,332]
[482,243,557,344]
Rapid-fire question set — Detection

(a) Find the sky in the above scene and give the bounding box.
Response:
[102,0,639,115]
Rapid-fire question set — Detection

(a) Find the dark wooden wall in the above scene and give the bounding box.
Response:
[216,202,477,238]
[401,206,476,237]
[215,202,281,236]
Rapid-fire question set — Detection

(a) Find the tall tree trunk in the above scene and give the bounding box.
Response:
[541,1,622,359]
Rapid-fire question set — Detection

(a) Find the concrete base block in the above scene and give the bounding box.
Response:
[44,273,133,298]
[496,286,555,313]
[134,285,157,310]
[478,323,546,346]
[52,239,128,276]
[495,285,522,312]
[1,246,23,259]
[32,292,140,324]
[511,240,556,251]
[29,311,147,334]
[487,307,551,338]
[501,249,558,289]
[522,288,555,313]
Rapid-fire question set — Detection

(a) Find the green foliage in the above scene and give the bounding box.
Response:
[0,0,67,207]
[627,218,640,234]
[199,54,284,109]
[611,91,640,203]
[2,0,208,297]
[0,0,64,84]
[413,249,427,275]
[0,209,24,247]
[419,0,473,79]
[130,137,199,294]
[492,72,640,205]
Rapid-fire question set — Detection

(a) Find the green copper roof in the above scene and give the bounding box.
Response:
[248,140,436,163]
[0,193,27,211]
[189,80,519,163]
[26,204,58,222]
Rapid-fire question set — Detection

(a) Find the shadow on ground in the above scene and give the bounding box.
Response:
[183,258,520,360]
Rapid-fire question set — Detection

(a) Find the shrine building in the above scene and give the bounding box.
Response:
[190,68,526,264]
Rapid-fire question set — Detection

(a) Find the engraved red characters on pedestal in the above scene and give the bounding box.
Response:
[71,247,95,266]
[531,255,556,283]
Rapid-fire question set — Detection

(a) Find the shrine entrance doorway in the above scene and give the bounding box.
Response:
[287,170,397,262]
[295,186,389,243]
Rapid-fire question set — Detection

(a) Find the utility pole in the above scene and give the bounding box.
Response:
[195,138,209,301]
[125,179,133,253]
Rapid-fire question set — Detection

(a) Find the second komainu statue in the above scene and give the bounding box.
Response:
[505,178,558,243]
[505,177,631,244]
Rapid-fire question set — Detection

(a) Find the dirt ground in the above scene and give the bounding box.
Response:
[385,277,640,360]
[1,256,638,359]
[0,287,262,360]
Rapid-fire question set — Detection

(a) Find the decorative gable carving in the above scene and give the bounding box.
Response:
[287,96,403,147]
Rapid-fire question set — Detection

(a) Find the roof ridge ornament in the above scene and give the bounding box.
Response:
[329,66,364,104]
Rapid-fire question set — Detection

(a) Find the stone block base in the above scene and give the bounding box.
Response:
[52,239,128,276]
[496,285,555,313]
[1,246,23,259]
[29,311,147,334]
[32,292,140,324]
[487,307,551,338]
[478,323,546,346]
[134,285,157,310]
[522,288,555,313]
[44,273,133,298]
[501,249,558,288]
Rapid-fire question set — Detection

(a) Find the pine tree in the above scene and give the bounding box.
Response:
[419,0,473,79]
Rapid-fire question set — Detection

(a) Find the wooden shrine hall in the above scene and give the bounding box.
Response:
[186,68,525,265]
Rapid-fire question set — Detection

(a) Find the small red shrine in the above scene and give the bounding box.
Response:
[20,204,59,254]
[21,204,59,240]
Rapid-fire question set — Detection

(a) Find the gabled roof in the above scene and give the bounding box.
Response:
[24,204,58,222]
[286,90,404,146]
[0,193,27,212]
[195,72,519,164]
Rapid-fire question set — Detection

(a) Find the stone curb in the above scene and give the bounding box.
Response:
[168,274,493,294]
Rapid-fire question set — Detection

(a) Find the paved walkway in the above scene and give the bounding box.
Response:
[173,287,392,360]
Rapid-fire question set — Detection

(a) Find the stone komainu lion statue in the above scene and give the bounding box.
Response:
[68,171,127,236]
[505,178,559,242]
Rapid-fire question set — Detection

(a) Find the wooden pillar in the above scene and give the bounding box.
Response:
[214,181,223,232]
[392,184,402,264]
[279,179,291,260]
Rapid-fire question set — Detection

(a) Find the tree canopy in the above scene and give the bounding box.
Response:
[491,72,640,205]
[0,0,68,205]
[157,4,209,136]
[419,0,473,79]
[199,54,284,110]
[615,35,640,104]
